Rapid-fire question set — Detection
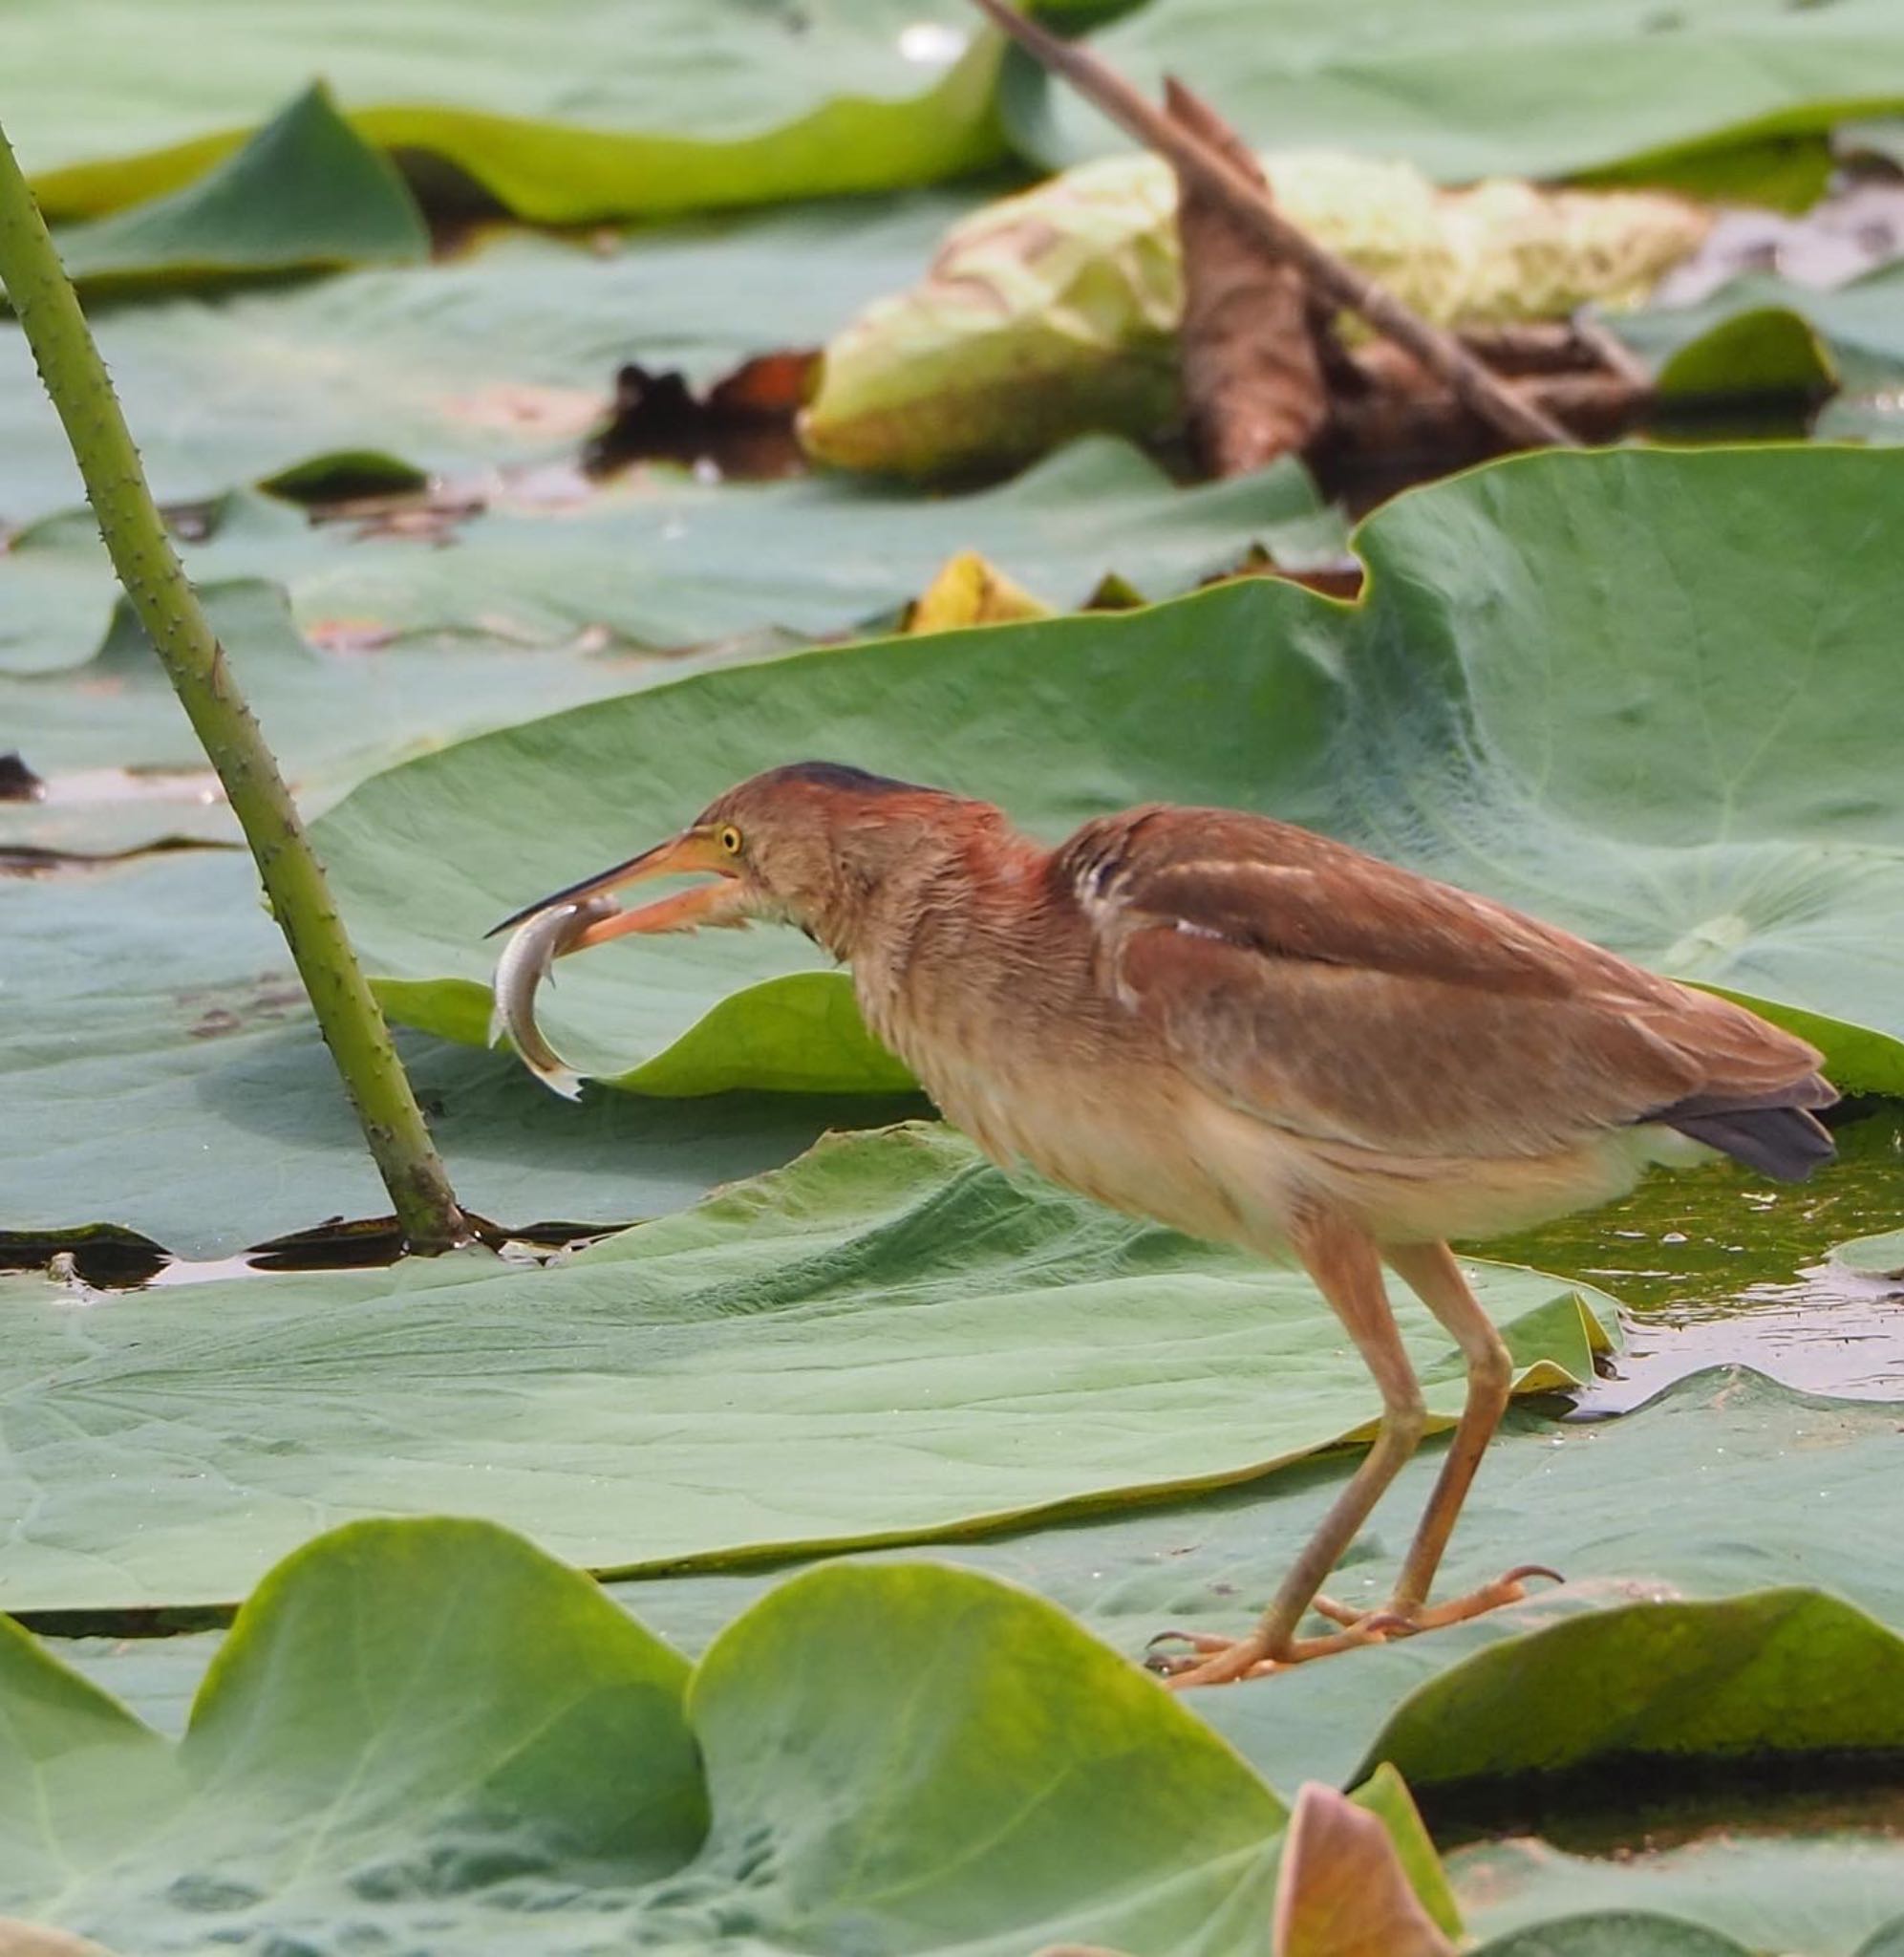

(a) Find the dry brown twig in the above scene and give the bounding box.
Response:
[966,0,1576,452]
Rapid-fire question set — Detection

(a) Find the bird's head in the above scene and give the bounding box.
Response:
[488,762,975,962]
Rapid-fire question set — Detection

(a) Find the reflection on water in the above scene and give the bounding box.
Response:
[1483,1111,1904,1409]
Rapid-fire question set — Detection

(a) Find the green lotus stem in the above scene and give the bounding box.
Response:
[0,119,470,1255]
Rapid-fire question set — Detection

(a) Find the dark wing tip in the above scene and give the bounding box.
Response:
[1670,1106,1837,1182]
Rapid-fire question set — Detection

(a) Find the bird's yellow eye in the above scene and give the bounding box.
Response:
[717,824,744,856]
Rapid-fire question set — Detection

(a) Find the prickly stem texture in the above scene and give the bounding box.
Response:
[0,118,469,1254]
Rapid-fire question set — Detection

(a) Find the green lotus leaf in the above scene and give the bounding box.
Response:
[1613,259,1904,444]
[0,187,982,523]
[15,0,1008,226]
[1014,0,1904,206]
[309,447,1904,1101]
[0,1522,1286,1952]
[0,1121,1612,1614]
[42,83,426,292]
[0,848,905,1256]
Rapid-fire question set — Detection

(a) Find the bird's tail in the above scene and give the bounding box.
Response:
[1654,1072,1838,1182]
[1668,1106,1835,1181]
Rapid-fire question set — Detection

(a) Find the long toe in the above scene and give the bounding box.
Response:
[1310,1591,1377,1628]
[1384,1563,1563,1635]
[1144,1620,1393,1688]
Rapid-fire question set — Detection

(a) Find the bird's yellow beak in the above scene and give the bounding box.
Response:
[485,827,749,949]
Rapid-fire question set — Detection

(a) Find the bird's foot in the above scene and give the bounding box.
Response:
[1312,1563,1562,1635]
[1144,1618,1395,1688]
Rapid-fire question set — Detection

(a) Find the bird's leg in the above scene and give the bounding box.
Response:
[1368,1239,1555,1630]
[1152,1211,1427,1688]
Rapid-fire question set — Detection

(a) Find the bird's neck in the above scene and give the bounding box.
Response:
[824,810,1062,1061]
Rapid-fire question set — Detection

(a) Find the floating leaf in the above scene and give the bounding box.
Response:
[907,549,1056,633]
[0,1121,1610,1613]
[309,447,1904,1099]
[1474,1921,1755,1957]
[17,1,1008,226]
[0,850,904,1255]
[0,188,982,521]
[1453,1833,1904,1954]
[1013,0,1904,205]
[1613,259,1904,443]
[53,1371,1904,1818]
[1349,1765,1463,1942]
[2,441,1335,683]
[44,83,426,291]
[1833,1226,1904,1280]
[0,1524,1286,1953]
[1368,1586,1904,1787]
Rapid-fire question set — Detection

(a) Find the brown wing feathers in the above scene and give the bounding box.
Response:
[1059,807,1834,1177]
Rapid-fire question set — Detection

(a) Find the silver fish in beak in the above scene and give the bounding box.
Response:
[487,895,618,1100]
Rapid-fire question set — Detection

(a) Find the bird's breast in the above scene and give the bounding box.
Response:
[864,974,1299,1250]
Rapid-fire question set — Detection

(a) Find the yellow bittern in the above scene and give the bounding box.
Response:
[497,763,1835,1687]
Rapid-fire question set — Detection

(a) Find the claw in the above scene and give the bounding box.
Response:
[1380,1564,1566,1636]
[1143,1627,1232,1672]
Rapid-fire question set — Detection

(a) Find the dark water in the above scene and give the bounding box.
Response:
[1487,1110,1904,1409]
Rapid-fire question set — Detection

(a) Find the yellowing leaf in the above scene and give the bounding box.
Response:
[906,549,1056,633]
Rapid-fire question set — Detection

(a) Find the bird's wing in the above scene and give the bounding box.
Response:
[1070,815,1821,1160]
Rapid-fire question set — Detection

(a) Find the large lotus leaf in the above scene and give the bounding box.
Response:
[0,188,982,523]
[13,1,1006,226]
[1012,0,1904,203]
[1,441,1337,688]
[0,850,911,1255]
[41,84,426,291]
[0,1526,1286,1954]
[50,1371,1904,1802]
[310,446,1904,1101]
[1452,1833,1904,1956]
[0,1119,1613,1613]
[32,1378,1904,1951]
[3,441,1334,864]
[0,574,675,855]
[546,1368,1904,1795]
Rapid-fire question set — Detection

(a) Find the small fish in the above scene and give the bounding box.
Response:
[487,895,617,1100]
